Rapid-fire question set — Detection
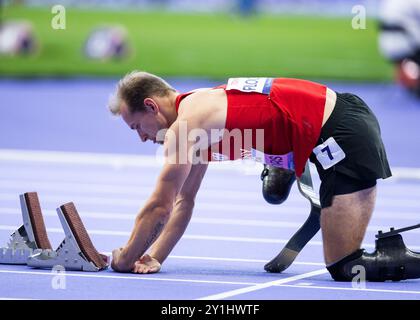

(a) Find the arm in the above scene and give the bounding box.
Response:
[111,120,207,272]
[149,163,208,264]
[132,163,208,274]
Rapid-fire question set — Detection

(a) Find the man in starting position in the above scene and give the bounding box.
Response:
[108,71,420,281]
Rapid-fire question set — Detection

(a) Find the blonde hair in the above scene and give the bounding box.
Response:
[108,70,175,115]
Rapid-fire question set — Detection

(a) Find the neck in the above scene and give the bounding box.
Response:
[155,91,179,127]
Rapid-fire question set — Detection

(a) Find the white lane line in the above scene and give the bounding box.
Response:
[167,255,270,264]
[0,182,419,209]
[1,269,418,297]
[295,282,313,286]
[0,208,306,226]
[0,225,130,237]
[0,149,261,173]
[0,269,257,286]
[0,180,262,202]
[0,149,163,168]
[97,252,324,266]
[1,225,419,250]
[1,149,420,180]
[0,191,322,213]
[390,167,420,181]
[1,178,420,201]
[140,254,324,267]
[0,224,294,242]
[2,207,419,233]
[0,195,419,222]
[0,193,293,213]
[167,255,323,266]
[280,283,420,295]
[0,193,147,207]
[2,169,420,205]
[197,268,328,300]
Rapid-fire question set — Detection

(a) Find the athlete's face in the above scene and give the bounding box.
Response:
[120,100,167,144]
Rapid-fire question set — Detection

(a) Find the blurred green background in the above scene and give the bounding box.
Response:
[0,4,393,80]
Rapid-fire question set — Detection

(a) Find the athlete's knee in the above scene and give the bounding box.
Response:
[261,165,296,204]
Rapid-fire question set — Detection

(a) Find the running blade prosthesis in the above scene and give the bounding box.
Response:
[0,192,109,272]
[264,162,321,273]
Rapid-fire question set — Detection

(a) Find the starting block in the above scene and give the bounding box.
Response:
[0,192,52,264]
[0,192,109,272]
[28,202,109,272]
[376,224,420,239]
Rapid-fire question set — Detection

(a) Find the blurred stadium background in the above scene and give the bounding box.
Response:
[0,0,394,80]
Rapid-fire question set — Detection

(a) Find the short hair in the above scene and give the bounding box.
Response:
[108,71,176,115]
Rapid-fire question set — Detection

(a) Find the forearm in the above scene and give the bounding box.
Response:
[115,203,170,272]
[149,199,195,264]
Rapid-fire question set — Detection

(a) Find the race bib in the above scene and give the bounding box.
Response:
[241,148,295,170]
[212,152,229,161]
[226,78,273,94]
[212,148,295,170]
[313,137,346,170]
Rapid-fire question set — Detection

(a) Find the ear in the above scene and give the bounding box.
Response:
[143,98,159,114]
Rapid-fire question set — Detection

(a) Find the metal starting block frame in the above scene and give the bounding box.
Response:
[0,194,49,264]
[27,204,109,272]
[376,223,420,239]
[0,192,109,272]
[0,226,36,264]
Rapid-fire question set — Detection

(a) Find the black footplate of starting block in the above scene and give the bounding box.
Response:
[351,224,420,282]
[0,192,52,264]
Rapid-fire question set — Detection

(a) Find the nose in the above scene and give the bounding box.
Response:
[137,130,148,142]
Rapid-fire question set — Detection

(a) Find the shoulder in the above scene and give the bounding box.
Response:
[180,88,226,109]
[178,88,227,123]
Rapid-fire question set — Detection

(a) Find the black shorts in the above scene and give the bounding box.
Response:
[309,92,392,208]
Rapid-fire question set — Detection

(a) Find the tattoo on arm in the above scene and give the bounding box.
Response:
[144,222,165,249]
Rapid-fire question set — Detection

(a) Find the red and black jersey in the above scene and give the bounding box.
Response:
[175,77,326,177]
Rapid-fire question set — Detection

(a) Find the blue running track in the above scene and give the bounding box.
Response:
[0,78,419,300]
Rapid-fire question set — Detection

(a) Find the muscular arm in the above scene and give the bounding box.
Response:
[111,117,210,272]
[149,163,208,264]
[111,163,192,272]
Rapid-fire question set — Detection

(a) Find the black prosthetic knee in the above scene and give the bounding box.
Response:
[261,165,296,204]
[327,225,420,282]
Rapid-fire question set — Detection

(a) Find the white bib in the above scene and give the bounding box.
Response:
[226,77,273,94]
[212,149,295,171]
[242,148,295,170]
[312,137,346,170]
